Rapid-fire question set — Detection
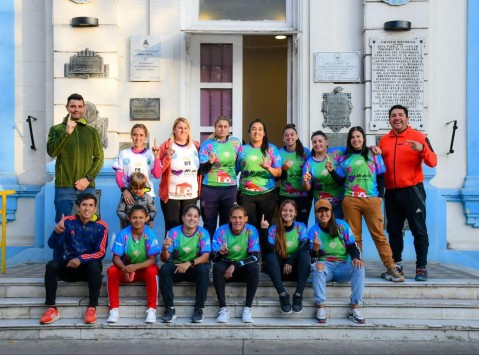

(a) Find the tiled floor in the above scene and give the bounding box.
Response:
[1,261,478,280]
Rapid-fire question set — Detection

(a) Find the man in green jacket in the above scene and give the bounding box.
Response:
[47,93,104,225]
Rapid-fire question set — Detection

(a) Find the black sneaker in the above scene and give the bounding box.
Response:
[415,267,428,281]
[279,292,292,314]
[191,308,203,323]
[162,307,176,323]
[292,293,303,313]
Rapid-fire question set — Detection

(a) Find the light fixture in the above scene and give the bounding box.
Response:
[275,35,287,40]
[384,20,411,31]
[71,17,99,27]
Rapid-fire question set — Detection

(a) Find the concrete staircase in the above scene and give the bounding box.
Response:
[1,267,479,342]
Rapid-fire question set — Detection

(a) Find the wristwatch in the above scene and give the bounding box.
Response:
[121,187,128,192]
[189,260,196,267]
[86,175,93,183]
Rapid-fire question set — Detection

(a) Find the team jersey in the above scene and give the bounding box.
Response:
[308,219,357,262]
[236,143,283,195]
[279,147,311,197]
[212,224,260,262]
[113,148,158,197]
[164,225,211,264]
[336,152,386,198]
[303,148,345,202]
[168,143,200,200]
[267,222,308,257]
[111,225,160,264]
[199,136,241,187]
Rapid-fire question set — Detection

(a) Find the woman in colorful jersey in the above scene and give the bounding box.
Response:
[302,130,345,219]
[236,119,282,252]
[211,205,260,324]
[113,124,161,226]
[158,118,201,233]
[159,204,211,323]
[331,126,404,283]
[107,205,161,324]
[309,199,365,324]
[198,116,241,240]
[261,200,310,314]
[278,124,311,225]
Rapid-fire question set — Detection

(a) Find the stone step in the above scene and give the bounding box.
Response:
[2,296,479,321]
[2,278,478,300]
[0,317,478,341]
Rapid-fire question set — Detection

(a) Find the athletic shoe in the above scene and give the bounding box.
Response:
[162,307,176,323]
[279,292,292,314]
[381,263,403,279]
[292,293,303,313]
[316,308,327,323]
[349,308,366,324]
[216,307,229,323]
[145,308,156,323]
[84,306,97,324]
[384,267,405,282]
[242,307,254,323]
[415,267,428,281]
[107,308,120,323]
[39,307,60,324]
[191,308,204,323]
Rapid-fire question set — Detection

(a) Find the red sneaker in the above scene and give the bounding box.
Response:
[84,306,97,324]
[40,307,60,324]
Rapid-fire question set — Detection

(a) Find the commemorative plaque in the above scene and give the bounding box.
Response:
[130,36,161,81]
[64,48,109,78]
[370,38,425,130]
[313,52,360,83]
[326,133,348,148]
[130,98,161,121]
[321,87,353,132]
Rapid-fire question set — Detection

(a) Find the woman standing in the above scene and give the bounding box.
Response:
[113,124,161,218]
[158,118,200,232]
[333,126,404,282]
[302,130,345,219]
[159,205,211,323]
[236,119,282,252]
[278,124,311,225]
[261,200,310,314]
[107,205,161,324]
[198,116,241,240]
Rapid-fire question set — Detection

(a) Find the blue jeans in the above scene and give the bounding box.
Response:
[311,261,365,305]
[54,187,96,223]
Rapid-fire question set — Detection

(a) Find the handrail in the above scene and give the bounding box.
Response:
[0,190,15,274]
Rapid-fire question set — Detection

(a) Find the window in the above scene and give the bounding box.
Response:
[199,0,286,22]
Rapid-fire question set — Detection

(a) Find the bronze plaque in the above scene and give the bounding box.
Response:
[321,86,352,132]
[130,98,161,121]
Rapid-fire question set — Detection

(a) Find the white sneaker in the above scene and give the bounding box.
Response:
[145,308,157,323]
[107,308,119,323]
[242,307,254,323]
[216,307,229,323]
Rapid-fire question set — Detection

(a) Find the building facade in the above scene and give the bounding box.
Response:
[1,0,479,269]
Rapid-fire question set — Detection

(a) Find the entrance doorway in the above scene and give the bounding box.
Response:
[242,35,288,147]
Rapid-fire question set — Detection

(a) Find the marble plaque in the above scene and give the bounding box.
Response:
[326,133,348,148]
[370,38,425,131]
[130,98,160,121]
[130,36,161,81]
[321,87,353,132]
[64,48,109,78]
[314,52,360,83]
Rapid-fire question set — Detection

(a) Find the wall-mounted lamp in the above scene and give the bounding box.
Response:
[384,20,411,31]
[275,35,287,40]
[71,17,99,27]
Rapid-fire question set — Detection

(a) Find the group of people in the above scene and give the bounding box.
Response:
[40,93,437,326]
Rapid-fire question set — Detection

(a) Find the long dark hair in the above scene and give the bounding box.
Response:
[283,124,305,159]
[248,118,269,156]
[275,199,297,259]
[310,130,328,158]
[345,126,370,161]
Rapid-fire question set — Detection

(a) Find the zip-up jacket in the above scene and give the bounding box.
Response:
[379,126,437,190]
[48,214,108,263]
[158,138,201,203]
[47,116,104,188]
